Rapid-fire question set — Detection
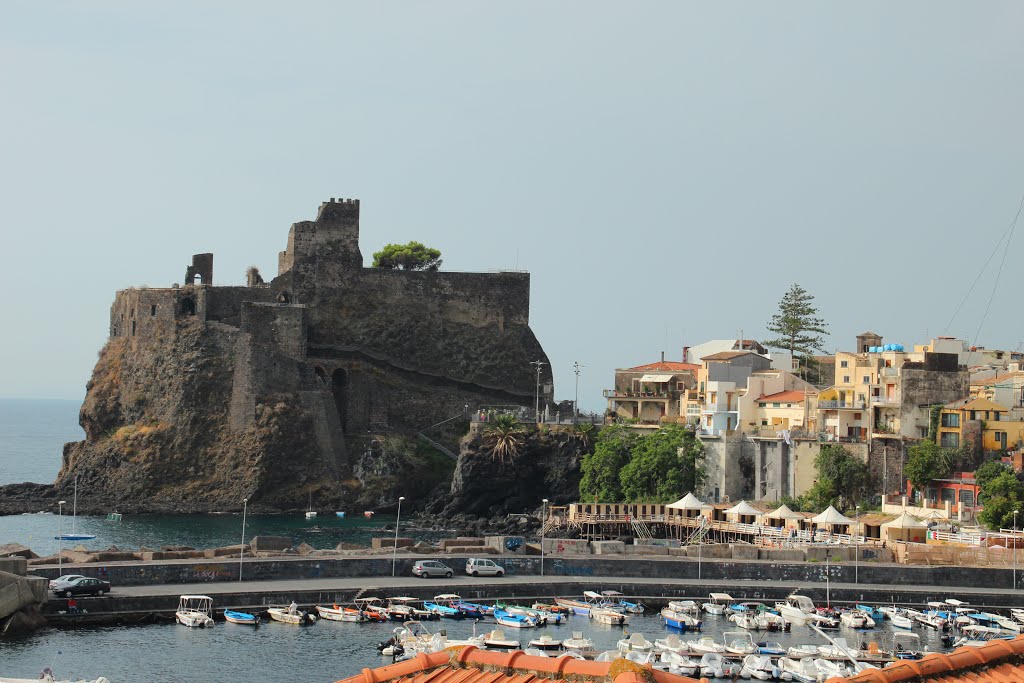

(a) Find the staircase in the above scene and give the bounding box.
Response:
[686,520,709,545]
[630,518,654,540]
[417,433,458,462]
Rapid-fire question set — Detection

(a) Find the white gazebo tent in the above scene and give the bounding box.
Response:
[726,500,761,525]
[667,493,706,518]
[881,511,928,544]
[811,505,857,536]
[764,503,803,529]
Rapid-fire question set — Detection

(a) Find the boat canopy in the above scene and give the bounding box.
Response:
[354,597,382,604]
[433,594,462,600]
[600,590,623,597]
[179,595,213,602]
[709,593,734,601]
[583,591,603,599]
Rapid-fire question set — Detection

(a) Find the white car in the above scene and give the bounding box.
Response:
[465,557,504,577]
[49,574,86,591]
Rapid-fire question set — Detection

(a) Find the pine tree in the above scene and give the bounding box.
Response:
[764,284,829,366]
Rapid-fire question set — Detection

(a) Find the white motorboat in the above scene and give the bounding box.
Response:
[698,652,726,679]
[594,650,623,662]
[0,674,110,683]
[316,604,366,622]
[893,632,924,660]
[522,648,551,658]
[175,595,215,628]
[617,632,654,652]
[1011,608,1024,624]
[305,492,316,519]
[779,657,817,683]
[662,606,703,631]
[740,655,776,681]
[527,635,563,651]
[812,658,850,681]
[816,638,857,659]
[732,612,774,632]
[953,625,1014,648]
[654,633,689,654]
[990,614,1024,633]
[777,595,817,625]
[268,605,316,625]
[723,631,757,656]
[688,635,726,654]
[703,592,733,616]
[589,607,628,625]
[668,600,702,615]
[914,609,947,630]
[659,651,699,677]
[839,611,873,628]
[891,613,913,630]
[785,644,819,659]
[480,629,520,649]
[398,620,478,655]
[562,631,595,652]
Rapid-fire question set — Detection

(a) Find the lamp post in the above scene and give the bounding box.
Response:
[1015,509,1020,590]
[698,516,703,580]
[57,500,67,575]
[531,360,547,423]
[392,496,405,577]
[854,505,860,585]
[573,361,584,420]
[540,498,549,576]
[239,498,248,582]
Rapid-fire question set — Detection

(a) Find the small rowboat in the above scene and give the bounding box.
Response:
[223,609,258,626]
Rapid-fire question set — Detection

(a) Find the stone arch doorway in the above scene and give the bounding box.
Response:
[331,369,348,433]
[314,366,327,385]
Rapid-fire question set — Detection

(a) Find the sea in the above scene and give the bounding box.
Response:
[0,400,951,682]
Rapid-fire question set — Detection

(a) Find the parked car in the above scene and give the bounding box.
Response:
[48,574,86,591]
[52,576,111,597]
[465,557,504,577]
[412,560,454,578]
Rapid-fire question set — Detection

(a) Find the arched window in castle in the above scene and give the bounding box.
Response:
[277,291,291,304]
[180,296,196,316]
[314,366,327,386]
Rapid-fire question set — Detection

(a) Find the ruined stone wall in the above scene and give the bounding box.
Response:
[899,355,969,438]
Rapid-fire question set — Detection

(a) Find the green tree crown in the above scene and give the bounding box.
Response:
[804,444,867,510]
[764,284,829,366]
[372,241,443,271]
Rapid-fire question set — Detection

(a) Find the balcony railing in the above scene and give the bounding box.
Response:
[818,400,867,410]
[603,389,674,399]
[871,395,900,406]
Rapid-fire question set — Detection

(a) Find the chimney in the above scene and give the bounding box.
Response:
[683,346,690,363]
[661,351,665,363]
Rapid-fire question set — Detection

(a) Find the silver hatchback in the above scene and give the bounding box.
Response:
[412,560,454,578]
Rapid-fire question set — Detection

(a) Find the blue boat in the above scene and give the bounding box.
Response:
[660,606,702,632]
[224,609,259,626]
[856,605,885,622]
[424,597,464,619]
[756,642,785,656]
[494,609,536,628]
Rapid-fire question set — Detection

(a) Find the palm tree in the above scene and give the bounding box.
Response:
[570,422,596,453]
[484,414,525,464]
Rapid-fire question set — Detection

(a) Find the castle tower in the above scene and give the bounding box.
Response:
[277,198,362,302]
[856,331,882,353]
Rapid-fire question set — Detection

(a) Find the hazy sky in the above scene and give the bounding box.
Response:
[2,2,1022,411]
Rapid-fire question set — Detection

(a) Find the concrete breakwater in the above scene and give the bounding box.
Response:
[0,557,48,636]
[29,552,1023,591]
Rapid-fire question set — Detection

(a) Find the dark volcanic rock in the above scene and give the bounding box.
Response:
[437,427,587,518]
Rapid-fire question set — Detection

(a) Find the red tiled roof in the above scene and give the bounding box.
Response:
[827,634,1024,683]
[757,390,810,404]
[624,361,700,373]
[336,647,700,683]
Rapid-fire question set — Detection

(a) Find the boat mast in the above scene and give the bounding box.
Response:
[72,475,78,534]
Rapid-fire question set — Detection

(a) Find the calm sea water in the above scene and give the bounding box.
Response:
[0,610,951,682]
[0,399,426,555]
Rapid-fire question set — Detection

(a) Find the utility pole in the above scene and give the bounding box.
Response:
[573,361,584,420]
[531,360,547,423]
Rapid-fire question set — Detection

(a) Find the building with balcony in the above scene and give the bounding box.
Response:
[603,356,698,427]
[972,368,1024,420]
[937,396,1024,452]
[750,388,817,434]
[696,350,772,435]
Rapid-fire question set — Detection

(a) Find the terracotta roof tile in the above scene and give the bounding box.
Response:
[827,635,1024,683]
[335,646,701,683]
[757,390,812,403]
[624,361,700,373]
[701,350,753,361]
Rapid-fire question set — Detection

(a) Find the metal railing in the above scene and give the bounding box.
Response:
[818,401,867,410]
[603,389,674,399]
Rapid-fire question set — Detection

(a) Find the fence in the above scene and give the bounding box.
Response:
[895,541,1019,567]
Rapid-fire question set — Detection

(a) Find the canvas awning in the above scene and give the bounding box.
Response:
[639,373,675,382]
[812,505,856,525]
[667,492,707,510]
[882,512,927,529]
[725,500,761,517]
[766,504,803,520]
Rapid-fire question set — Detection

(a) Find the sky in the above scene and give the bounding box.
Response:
[1,2,1022,412]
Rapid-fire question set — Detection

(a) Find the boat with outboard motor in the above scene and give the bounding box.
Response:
[176,595,215,628]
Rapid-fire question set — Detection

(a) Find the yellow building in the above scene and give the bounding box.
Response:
[751,389,817,434]
[938,396,1024,452]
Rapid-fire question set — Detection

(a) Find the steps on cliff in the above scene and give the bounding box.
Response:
[416,433,458,461]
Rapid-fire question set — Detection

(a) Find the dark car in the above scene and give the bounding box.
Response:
[411,560,453,578]
[52,576,111,597]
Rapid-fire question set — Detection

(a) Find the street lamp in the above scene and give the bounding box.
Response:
[698,517,703,580]
[57,500,67,575]
[239,498,248,582]
[392,496,405,577]
[540,499,549,576]
[1015,509,1020,590]
[531,360,547,423]
[854,505,860,585]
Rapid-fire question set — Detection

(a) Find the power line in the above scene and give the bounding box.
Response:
[973,193,1024,347]
[942,193,1024,335]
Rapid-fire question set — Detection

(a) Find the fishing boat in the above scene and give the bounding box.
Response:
[532,601,570,615]
[267,604,316,625]
[668,600,702,615]
[493,608,536,629]
[424,596,464,620]
[856,604,886,622]
[387,597,438,621]
[661,606,702,631]
[555,592,603,616]
[316,603,367,622]
[839,610,874,628]
[457,599,495,617]
[617,632,654,652]
[601,590,645,614]
[562,631,595,653]
[223,609,259,626]
[497,602,562,625]
[430,594,486,619]
[355,597,391,621]
[589,606,628,625]
[480,628,521,649]
[723,631,757,656]
[702,593,733,616]
[54,476,97,541]
[175,595,215,628]
[893,632,924,659]
[528,634,563,651]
